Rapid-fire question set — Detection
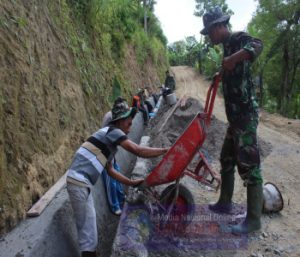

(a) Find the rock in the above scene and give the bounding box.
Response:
[277,246,284,252]
[261,231,268,238]
[250,252,263,257]
[264,247,272,252]
[271,232,279,240]
[274,248,282,255]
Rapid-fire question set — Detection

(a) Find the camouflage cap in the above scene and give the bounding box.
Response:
[111,101,137,122]
[200,6,230,35]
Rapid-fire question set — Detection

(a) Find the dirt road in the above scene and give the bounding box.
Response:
[165,66,300,257]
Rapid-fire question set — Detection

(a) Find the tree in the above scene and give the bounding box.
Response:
[192,0,234,77]
[249,0,300,117]
[141,0,156,32]
[194,0,233,18]
[168,40,187,66]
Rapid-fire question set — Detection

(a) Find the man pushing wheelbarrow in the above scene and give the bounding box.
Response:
[135,6,263,235]
[200,6,264,234]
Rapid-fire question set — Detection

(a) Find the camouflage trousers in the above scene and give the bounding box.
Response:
[220,117,263,186]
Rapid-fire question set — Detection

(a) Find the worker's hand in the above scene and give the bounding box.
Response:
[131,178,144,187]
[222,49,251,71]
[162,147,170,154]
[222,56,237,71]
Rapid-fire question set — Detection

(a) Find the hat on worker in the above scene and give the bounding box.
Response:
[137,88,145,96]
[111,101,137,122]
[200,6,230,35]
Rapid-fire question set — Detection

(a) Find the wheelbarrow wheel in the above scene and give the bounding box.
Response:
[159,183,195,228]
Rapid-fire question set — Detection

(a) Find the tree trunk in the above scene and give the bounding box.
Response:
[280,42,289,114]
[143,0,147,33]
[259,72,263,107]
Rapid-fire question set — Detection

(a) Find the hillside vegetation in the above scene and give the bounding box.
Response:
[0,0,168,234]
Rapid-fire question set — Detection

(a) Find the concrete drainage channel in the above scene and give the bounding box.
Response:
[0,98,208,257]
[0,114,145,257]
[111,136,151,257]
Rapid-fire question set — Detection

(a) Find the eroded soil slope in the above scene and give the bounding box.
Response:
[0,0,163,234]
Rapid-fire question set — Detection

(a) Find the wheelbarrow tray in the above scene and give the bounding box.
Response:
[144,113,207,187]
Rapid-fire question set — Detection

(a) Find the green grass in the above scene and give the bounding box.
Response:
[48,0,168,105]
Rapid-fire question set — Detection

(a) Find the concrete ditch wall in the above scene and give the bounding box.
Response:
[0,113,144,257]
[111,136,151,257]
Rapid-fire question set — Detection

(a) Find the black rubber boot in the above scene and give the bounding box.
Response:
[209,173,234,213]
[231,184,263,234]
[81,251,97,257]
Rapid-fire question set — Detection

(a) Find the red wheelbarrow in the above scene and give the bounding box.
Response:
[137,72,222,223]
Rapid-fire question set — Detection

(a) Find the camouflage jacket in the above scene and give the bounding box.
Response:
[222,32,263,124]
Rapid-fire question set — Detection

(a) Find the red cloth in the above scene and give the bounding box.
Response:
[132,95,141,109]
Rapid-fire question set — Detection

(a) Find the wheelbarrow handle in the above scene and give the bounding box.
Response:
[212,70,223,88]
[204,71,222,125]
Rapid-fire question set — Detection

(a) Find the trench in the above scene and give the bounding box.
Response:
[100,159,137,257]
[0,113,145,257]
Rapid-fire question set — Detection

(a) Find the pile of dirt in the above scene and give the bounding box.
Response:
[260,110,300,139]
[147,97,271,167]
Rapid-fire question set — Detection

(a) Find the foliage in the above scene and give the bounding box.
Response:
[49,0,168,103]
[146,11,168,45]
[111,76,122,102]
[248,0,300,118]
[131,28,151,64]
[167,35,222,79]
[194,0,233,17]
[168,40,187,66]
[202,45,222,78]
[168,0,234,77]
[167,0,299,118]
[141,0,157,12]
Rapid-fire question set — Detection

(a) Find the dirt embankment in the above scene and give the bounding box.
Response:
[0,0,164,234]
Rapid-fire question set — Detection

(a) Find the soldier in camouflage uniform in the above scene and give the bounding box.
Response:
[201,7,263,234]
